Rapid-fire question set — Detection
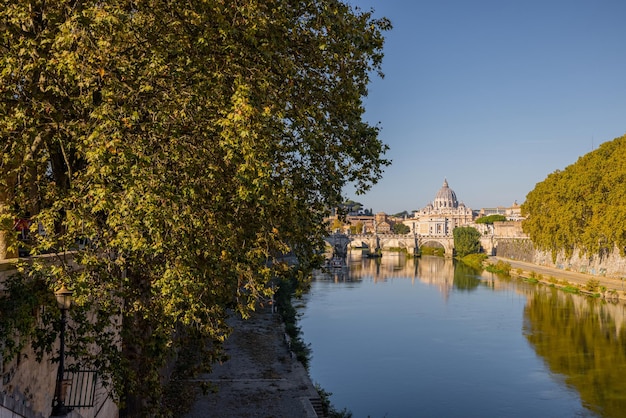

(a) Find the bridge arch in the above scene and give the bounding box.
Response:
[420,240,446,249]
[419,237,454,256]
[324,233,352,257]
[334,233,456,257]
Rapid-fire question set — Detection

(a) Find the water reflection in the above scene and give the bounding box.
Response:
[309,252,626,417]
[524,287,626,417]
[320,252,484,295]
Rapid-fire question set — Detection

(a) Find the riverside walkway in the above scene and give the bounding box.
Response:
[1,258,323,417]
[182,304,323,418]
[490,256,626,298]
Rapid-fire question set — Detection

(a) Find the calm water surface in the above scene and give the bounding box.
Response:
[297,254,626,418]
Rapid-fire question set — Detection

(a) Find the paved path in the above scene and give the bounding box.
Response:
[490,256,626,296]
[183,305,322,418]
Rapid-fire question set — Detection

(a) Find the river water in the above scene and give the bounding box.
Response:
[296,253,626,418]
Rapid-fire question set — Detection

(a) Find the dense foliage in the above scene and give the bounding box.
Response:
[453,226,481,258]
[0,1,390,414]
[340,199,364,214]
[459,253,487,270]
[485,259,512,275]
[392,223,410,234]
[521,135,626,261]
[475,214,506,224]
[349,221,364,234]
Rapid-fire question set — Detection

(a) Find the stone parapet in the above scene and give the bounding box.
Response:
[494,238,626,280]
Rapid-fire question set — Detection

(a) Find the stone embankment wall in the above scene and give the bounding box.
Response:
[494,238,626,279]
[532,246,626,279]
[493,222,626,280]
[495,238,535,263]
[0,262,118,418]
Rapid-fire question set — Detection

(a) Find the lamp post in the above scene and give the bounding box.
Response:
[51,285,73,417]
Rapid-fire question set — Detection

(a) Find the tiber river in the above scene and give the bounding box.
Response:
[296,253,626,418]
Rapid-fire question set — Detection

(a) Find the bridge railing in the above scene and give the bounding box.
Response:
[348,233,415,238]
[348,233,453,239]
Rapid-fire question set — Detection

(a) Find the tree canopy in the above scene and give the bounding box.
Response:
[0,0,390,414]
[392,222,410,234]
[475,214,506,224]
[453,226,481,258]
[521,135,626,261]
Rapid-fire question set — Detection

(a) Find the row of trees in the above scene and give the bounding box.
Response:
[522,135,626,261]
[0,1,390,415]
[457,134,626,262]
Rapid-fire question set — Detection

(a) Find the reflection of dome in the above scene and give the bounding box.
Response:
[433,179,458,209]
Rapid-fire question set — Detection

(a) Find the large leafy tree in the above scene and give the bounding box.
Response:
[0,0,390,415]
[453,226,481,258]
[522,135,626,262]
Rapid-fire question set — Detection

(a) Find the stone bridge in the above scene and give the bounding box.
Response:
[325,233,455,257]
[325,233,499,258]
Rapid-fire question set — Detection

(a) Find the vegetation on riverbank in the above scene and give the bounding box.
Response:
[460,253,487,270]
[275,274,353,418]
[484,260,624,302]
[522,134,626,262]
[274,275,312,368]
[485,259,512,275]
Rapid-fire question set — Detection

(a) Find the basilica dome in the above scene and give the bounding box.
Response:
[433,179,458,209]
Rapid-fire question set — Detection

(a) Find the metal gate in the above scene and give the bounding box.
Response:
[62,370,98,408]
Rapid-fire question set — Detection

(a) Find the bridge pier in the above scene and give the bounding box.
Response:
[334,233,454,256]
[325,233,352,258]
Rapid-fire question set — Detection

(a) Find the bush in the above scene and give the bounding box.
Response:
[275,276,311,368]
[485,260,512,275]
[315,384,353,418]
[461,253,487,269]
[585,279,600,292]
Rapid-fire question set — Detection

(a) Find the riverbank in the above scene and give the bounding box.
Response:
[2,257,324,417]
[181,255,626,417]
[182,304,323,418]
[489,256,626,302]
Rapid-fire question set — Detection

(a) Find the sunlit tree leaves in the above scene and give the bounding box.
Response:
[0,0,390,414]
[522,135,626,262]
[453,226,481,258]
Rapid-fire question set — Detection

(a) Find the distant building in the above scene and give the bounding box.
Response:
[477,207,507,217]
[476,201,524,221]
[326,182,523,237]
[374,212,392,233]
[408,179,474,236]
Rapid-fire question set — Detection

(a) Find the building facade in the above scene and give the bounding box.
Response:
[407,179,474,236]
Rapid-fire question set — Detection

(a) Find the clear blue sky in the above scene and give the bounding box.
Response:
[345,0,626,214]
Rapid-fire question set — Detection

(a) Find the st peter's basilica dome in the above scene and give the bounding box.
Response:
[433,179,458,209]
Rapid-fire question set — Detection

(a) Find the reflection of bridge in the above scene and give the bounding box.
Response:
[325,233,455,257]
[325,233,499,258]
